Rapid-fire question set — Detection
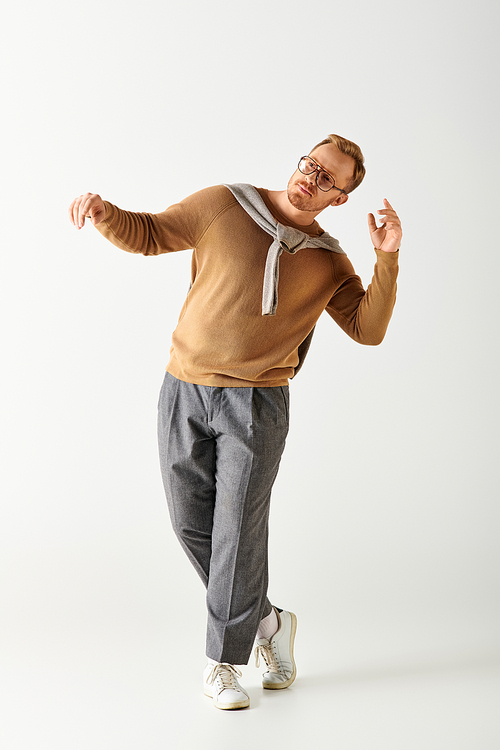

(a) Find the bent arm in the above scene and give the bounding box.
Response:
[326,249,399,345]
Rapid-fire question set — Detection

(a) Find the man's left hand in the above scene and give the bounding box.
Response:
[367,199,402,253]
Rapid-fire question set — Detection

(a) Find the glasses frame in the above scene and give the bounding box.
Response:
[298,156,347,195]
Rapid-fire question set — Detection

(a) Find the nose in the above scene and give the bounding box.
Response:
[305,173,316,189]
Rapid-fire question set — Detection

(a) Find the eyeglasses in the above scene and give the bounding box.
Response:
[298,156,347,194]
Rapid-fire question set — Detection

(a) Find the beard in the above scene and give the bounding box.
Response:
[287,181,320,213]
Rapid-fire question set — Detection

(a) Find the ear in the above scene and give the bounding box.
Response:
[330,193,349,208]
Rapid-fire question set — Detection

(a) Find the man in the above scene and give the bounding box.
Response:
[68,134,402,710]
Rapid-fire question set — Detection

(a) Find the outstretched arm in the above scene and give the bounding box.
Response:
[67,191,197,256]
[67,186,230,257]
[68,192,164,254]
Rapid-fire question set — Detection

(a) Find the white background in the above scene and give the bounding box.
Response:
[1,0,499,747]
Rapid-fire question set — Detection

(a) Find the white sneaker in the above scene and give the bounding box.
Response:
[255,608,297,689]
[203,662,250,710]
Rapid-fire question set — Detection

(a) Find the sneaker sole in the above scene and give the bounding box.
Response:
[263,610,297,690]
[204,688,250,710]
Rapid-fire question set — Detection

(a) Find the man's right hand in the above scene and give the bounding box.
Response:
[68,193,106,229]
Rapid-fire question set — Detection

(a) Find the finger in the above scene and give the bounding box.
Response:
[79,196,92,226]
[383,198,394,209]
[367,213,378,232]
[73,196,85,229]
[72,194,85,229]
[79,193,95,228]
[377,208,398,219]
[68,198,77,226]
[377,212,400,227]
[70,197,82,227]
[77,205,86,229]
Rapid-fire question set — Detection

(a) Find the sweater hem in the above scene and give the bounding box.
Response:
[166,364,290,388]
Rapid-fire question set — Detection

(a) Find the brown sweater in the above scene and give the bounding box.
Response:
[96,185,399,387]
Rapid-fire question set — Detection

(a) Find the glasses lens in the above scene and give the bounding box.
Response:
[299,157,314,174]
[317,172,335,191]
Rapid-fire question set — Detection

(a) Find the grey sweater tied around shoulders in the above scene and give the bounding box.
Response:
[223,183,345,316]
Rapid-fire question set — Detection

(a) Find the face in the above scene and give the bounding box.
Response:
[287,144,356,214]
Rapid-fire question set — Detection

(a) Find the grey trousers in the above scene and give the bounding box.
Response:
[157,372,289,665]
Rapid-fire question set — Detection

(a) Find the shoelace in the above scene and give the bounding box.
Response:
[254,642,281,674]
[206,663,243,690]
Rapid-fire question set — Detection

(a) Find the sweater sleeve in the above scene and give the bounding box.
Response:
[93,186,232,256]
[325,249,399,345]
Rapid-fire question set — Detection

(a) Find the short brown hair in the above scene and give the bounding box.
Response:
[310,134,365,193]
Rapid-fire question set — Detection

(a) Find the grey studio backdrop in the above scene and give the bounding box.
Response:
[1,0,499,748]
